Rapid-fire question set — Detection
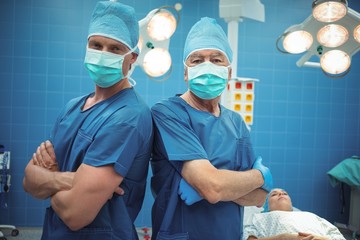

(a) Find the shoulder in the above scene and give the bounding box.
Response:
[152,96,182,111]
[151,96,188,119]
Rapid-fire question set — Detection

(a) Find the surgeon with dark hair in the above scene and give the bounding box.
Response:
[23,1,153,239]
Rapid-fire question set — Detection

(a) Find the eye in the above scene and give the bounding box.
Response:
[192,59,202,64]
[211,57,226,65]
[110,46,122,54]
[89,42,102,50]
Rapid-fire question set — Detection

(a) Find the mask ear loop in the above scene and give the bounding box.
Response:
[128,77,137,87]
[122,45,140,84]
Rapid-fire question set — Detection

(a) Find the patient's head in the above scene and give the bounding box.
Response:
[268,188,293,212]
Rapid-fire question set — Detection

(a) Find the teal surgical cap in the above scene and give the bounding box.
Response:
[183,17,233,63]
[88,1,139,54]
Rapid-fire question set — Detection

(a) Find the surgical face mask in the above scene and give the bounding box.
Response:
[186,61,229,100]
[84,48,133,88]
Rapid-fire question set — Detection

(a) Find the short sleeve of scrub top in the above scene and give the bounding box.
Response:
[82,108,144,177]
[151,101,208,162]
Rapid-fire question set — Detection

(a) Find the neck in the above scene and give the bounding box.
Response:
[181,91,221,116]
[83,79,131,110]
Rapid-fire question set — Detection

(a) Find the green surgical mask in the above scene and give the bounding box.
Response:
[186,62,229,100]
[84,48,132,88]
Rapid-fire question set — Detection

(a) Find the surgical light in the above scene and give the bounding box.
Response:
[317,24,349,47]
[283,30,313,54]
[276,0,360,78]
[312,0,348,22]
[134,4,181,81]
[143,48,172,77]
[320,50,351,74]
[355,24,360,43]
[147,10,177,41]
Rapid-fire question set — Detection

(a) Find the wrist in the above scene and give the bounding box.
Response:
[253,169,264,188]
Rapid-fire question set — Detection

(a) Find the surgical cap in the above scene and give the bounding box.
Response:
[88,1,139,54]
[183,17,233,63]
[262,188,292,212]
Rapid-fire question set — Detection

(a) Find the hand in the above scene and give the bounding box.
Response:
[277,233,304,240]
[252,156,273,192]
[32,140,58,171]
[298,232,329,240]
[113,186,124,195]
[178,178,203,205]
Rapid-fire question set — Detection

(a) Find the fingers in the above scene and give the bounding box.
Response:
[32,152,39,166]
[35,146,46,168]
[32,141,58,170]
[44,140,56,162]
[114,186,125,196]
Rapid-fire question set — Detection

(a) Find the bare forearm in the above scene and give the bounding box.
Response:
[233,188,267,207]
[23,161,73,199]
[211,168,264,202]
[248,233,305,240]
[182,160,265,204]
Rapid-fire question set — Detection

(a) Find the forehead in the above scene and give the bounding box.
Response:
[187,49,228,60]
[88,36,128,49]
[270,189,286,195]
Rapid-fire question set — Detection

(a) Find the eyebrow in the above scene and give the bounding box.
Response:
[189,52,225,58]
[271,190,288,195]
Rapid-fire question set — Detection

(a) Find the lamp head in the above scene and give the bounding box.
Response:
[147,9,177,41]
[312,0,348,22]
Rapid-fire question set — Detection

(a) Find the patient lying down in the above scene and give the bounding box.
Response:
[243,188,345,240]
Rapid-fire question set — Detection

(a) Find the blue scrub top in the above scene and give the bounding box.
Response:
[42,88,153,240]
[151,96,255,240]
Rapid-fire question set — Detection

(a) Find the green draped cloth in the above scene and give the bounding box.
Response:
[327,156,360,188]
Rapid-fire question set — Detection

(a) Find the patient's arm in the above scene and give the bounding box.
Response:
[248,233,304,240]
[248,233,330,240]
[298,232,330,240]
[233,188,267,207]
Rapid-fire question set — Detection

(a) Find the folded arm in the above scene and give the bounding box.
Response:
[23,141,74,199]
[233,188,267,207]
[181,159,264,204]
[23,160,74,199]
[50,163,123,231]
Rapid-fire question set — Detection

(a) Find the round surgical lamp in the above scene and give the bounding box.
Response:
[143,48,172,77]
[320,50,350,75]
[354,25,360,43]
[147,9,177,41]
[312,0,348,22]
[282,30,313,54]
[317,24,349,47]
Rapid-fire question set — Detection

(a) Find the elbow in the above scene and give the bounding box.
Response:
[61,213,93,231]
[200,181,223,204]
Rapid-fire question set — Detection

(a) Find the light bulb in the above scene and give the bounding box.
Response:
[283,30,313,54]
[143,48,171,77]
[147,10,177,41]
[320,50,350,74]
[317,24,348,47]
[312,1,347,22]
[354,25,360,43]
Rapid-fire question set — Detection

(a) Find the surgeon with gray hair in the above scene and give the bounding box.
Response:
[23,1,153,239]
[150,17,273,240]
